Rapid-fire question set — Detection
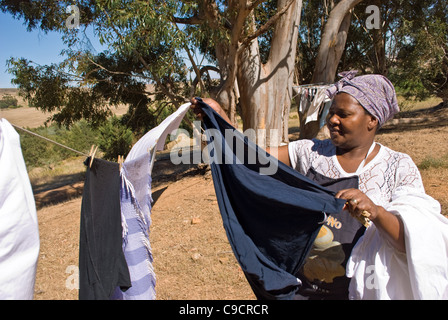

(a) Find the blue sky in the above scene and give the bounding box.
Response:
[0,10,216,88]
[0,11,104,88]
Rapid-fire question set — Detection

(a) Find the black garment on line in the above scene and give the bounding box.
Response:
[79,157,131,300]
[197,98,347,300]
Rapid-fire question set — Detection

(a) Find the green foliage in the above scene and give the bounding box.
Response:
[0,94,21,109]
[97,116,134,160]
[3,0,191,134]
[343,0,448,103]
[388,1,448,102]
[18,117,136,168]
[19,120,99,169]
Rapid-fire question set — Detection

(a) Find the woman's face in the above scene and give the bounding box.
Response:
[326,93,377,149]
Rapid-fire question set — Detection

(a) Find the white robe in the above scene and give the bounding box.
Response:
[346,188,448,299]
[0,118,40,299]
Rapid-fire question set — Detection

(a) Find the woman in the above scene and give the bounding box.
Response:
[191,71,448,299]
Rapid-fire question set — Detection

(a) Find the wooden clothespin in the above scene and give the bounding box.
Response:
[118,155,124,171]
[89,145,98,168]
[357,210,371,228]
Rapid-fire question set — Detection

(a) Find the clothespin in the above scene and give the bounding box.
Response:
[148,145,157,174]
[89,145,98,168]
[118,155,124,171]
[358,210,371,228]
[346,201,371,228]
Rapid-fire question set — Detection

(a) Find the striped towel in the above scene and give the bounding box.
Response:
[112,102,191,299]
[112,152,156,300]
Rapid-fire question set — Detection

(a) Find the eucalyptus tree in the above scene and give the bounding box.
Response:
[3,0,193,137]
[2,0,364,147]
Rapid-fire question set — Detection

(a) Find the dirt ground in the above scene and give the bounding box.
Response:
[34,160,257,300]
[2,95,448,300]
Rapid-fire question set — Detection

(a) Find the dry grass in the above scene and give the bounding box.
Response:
[0,88,129,129]
[397,96,443,112]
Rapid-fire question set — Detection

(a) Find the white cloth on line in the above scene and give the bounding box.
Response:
[113,103,191,300]
[0,118,40,299]
[305,89,331,124]
[294,86,331,125]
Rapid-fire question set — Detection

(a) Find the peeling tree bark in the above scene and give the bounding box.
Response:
[236,0,302,148]
[312,0,362,84]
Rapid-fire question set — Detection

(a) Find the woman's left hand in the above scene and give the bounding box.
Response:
[335,188,406,252]
[335,188,379,222]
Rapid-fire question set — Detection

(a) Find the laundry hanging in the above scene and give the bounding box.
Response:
[78,157,132,300]
[0,118,40,300]
[293,85,332,127]
[196,98,346,300]
[112,102,191,300]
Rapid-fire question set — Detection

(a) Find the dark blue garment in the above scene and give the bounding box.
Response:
[197,98,347,300]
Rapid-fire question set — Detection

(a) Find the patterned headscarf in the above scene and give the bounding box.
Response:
[326,70,400,127]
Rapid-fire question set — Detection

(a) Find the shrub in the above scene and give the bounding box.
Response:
[19,121,99,169]
[97,116,134,160]
[0,94,21,109]
[18,116,136,169]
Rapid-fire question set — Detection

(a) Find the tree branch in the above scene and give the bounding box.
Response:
[85,57,133,77]
[191,65,221,95]
[239,0,296,52]
[247,0,265,11]
[171,15,203,25]
[171,21,207,94]
[99,6,185,104]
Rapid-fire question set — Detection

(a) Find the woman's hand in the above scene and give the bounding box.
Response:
[335,188,379,222]
[190,97,231,124]
[335,188,406,252]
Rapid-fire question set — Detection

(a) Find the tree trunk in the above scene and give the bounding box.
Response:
[312,0,362,84]
[237,0,303,148]
[371,0,387,75]
[299,0,361,140]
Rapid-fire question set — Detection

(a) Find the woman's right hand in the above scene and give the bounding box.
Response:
[190,97,231,124]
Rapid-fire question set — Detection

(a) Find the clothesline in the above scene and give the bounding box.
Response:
[292,83,331,101]
[10,123,89,157]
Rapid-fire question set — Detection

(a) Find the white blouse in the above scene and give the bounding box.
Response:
[288,139,425,208]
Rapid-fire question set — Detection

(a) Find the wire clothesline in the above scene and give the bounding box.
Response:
[10,123,89,157]
[9,122,157,168]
